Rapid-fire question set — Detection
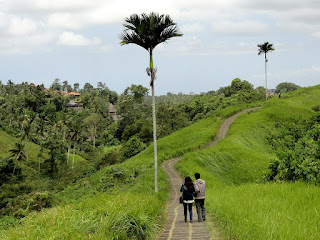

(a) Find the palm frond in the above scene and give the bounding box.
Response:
[9,142,26,161]
[119,12,183,52]
[257,42,275,55]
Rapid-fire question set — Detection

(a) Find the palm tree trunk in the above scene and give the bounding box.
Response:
[63,128,66,142]
[26,143,29,162]
[13,162,17,175]
[149,50,158,193]
[9,116,12,128]
[38,157,41,172]
[265,53,267,101]
[67,145,70,165]
[72,145,75,169]
[152,83,158,193]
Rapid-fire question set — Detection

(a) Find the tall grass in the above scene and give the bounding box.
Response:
[176,85,320,239]
[1,193,163,240]
[211,182,320,240]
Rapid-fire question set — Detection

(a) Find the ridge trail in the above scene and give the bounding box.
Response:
[158,107,260,240]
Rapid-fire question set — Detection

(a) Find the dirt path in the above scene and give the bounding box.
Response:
[158,107,260,240]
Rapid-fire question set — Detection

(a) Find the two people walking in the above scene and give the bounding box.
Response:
[180,173,206,223]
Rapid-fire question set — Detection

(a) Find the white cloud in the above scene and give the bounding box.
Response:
[156,35,204,56]
[235,0,320,38]
[57,32,101,46]
[277,21,320,39]
[236,0,319,12]
[1,0,320,55]
[8,17,37,36]
[212,20,271,36]
[180,23,204,33]
[0,32,54,54]
[4,0,101,14]
[48,13,84,29]
[0,14,38,37]
[174,0,234,9]
[283,8,320,24]
[0,13,54,54]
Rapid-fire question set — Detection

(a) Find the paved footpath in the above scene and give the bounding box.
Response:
[158,107,260,240]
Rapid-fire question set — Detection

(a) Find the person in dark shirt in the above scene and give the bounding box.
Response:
[180,176,196,222]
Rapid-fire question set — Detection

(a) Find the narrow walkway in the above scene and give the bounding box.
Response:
[158,107,260,240]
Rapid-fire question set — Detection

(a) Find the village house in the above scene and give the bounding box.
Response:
[109,103,121,121]
[66,99,82,110]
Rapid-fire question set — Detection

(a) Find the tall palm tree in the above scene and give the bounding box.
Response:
[9,141,27,174]
[258,42,275,101]
[120,12,182,192]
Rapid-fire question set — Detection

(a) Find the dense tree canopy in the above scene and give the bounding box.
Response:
[275,82,301,93]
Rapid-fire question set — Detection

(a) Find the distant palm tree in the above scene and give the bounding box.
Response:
[258,42,275,101]
[9,141,27,174]
[21,124,32,162]
[120,12,182,192]
[37,146,44,172]
[70,120,82,169]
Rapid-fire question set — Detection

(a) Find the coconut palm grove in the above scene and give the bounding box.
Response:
[0,12,320,240]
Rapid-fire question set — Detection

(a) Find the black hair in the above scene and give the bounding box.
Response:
[185,176,192,183]
[194,173,200,179]
[184,176,194,192]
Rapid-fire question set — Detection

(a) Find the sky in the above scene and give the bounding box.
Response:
[0,0,319,95]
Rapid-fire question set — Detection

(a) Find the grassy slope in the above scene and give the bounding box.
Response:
[176,85,320,240]
[0,130,41,161]
[0,130,86,169]
[0,102,259,239]
[2,85,320,239]
[0,130,89,231]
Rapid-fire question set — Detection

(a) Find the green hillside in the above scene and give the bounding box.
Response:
[0,130,41,160]
[0,130,87,171]
[176,85,320,239]
[0,130,92,227]
[1,102,258,239]
[2,85,320,239]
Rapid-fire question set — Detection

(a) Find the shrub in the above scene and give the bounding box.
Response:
[0,158,23,186]
[96,147,122,169]
[3,191,53,218]
[312,105,320,112]
[97,167,138,192]
[121,136,146,160]
[265,116,320,184]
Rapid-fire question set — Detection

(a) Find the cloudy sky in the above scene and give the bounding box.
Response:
[0,0,319,95]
